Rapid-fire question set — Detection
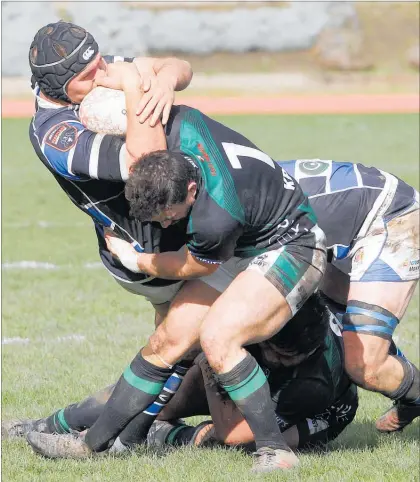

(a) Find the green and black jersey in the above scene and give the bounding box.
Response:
[165,106,318,264]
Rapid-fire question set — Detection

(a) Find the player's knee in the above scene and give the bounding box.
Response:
[200,326,233,371]
[149,325,188,359]
[200,331,223,370]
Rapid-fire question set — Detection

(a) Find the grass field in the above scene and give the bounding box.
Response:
[2,114,419,481]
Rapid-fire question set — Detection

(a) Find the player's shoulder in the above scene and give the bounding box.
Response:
[32,101,82,141]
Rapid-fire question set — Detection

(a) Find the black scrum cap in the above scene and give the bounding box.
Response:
[29,21,99,103]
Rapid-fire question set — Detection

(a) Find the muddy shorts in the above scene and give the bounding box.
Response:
[350,190,419,282]
[203,227,327,315]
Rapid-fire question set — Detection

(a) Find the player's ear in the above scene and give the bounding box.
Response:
[186,181,197,203]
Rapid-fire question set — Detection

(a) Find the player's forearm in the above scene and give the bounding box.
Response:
[137,251,215,279]
[153,58,193,92]
[123,80,166,162]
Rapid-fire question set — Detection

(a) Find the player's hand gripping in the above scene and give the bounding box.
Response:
[105,230,142,273]
[134,72,175,127]
[95,62,142,91]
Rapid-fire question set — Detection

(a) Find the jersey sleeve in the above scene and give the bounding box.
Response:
[186,201,243,263]
[39,116,129,182]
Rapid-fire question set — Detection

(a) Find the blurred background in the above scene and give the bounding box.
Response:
[2,1,419,100]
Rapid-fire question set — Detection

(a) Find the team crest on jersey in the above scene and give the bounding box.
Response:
[298,160,330,176]
[45,123,77,152]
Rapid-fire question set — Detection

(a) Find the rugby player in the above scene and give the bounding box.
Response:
[26,20,211,459]
[280,160,420,433]
[28,20,194,320]
[26,21,327,472]
[6,294,358,460]
[73,123,327,471]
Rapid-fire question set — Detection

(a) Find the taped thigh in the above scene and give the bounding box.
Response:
[342,300,399,341]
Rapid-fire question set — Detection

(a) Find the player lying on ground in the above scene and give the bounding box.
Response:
[4,294,358,458]
[28,21,327,473]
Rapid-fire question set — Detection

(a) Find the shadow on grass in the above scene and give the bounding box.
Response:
[128,419,419,461]
[328,419,420,452]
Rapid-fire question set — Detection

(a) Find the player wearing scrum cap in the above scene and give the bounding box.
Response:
[28,20,194,316]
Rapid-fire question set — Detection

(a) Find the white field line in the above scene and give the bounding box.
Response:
[2,334,86,346]
[3,221,90,229]
[2,261,103,270]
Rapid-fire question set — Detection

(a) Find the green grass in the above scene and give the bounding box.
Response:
[2,114,419,481]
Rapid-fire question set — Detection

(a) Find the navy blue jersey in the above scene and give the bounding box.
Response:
[164,107,318,263]
[280,159,417,266]
[29,55,186,285]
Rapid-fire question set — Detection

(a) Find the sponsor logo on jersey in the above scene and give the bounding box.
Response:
[82,46,95,61]
[409,259,419,272]
[275,414,290,430]
[250,253,270,269]
[281,168,295,190]
[45,123,77,152]
[197,143,216,176]
[354,248,364,265]
[298,159,330,176]
[307,417,329,435]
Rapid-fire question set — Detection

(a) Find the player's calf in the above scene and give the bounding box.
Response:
[343,301,420,431]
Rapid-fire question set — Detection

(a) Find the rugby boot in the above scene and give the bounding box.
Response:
[147,420,183,447]
[2,418,49,440]
[147,419,216,447]
[26,431,93,459]
[375,401,420,433]
[251,447,299,473]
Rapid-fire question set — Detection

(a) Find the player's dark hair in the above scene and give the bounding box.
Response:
[268,292,329,356]
[125,150,199,221]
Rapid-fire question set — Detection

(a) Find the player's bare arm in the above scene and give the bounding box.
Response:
[105,237,218,279]
[134,56,192,122]
[96,62,166,163]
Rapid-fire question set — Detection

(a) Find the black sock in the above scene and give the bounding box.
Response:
[45,409,72,434]
[119,363,190,447]
[61,385,116,432]
[216,353,290,451]
[388,357,420,405]
[166,425,196,445]
[84,352,172,452]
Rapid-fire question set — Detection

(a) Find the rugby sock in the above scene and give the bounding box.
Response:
[85,352,172,452]
[216,352,290,451]
[389,357,420,405]
[164,424,196,445]
[118,363,191,447]
[389,340,408,360]
[43,385,115,434]
[45,409,72,434]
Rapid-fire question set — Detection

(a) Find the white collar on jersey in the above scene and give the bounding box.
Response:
[32,84,78,111]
